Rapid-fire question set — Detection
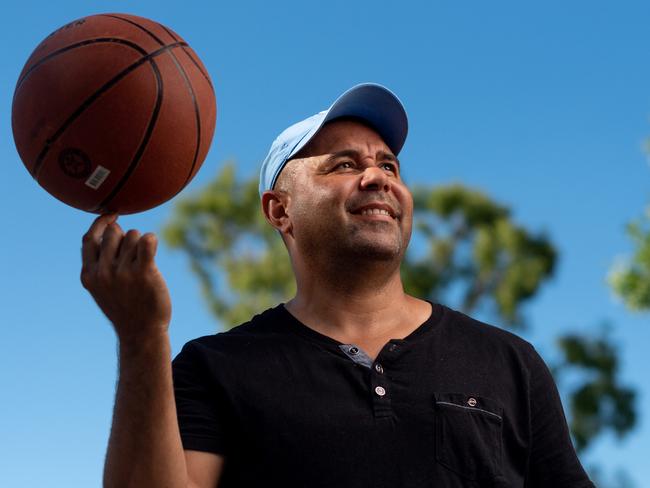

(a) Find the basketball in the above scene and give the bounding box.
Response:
[11,13,217,214]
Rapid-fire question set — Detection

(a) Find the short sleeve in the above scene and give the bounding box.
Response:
[525,347,594,488]
[172,340,230,455]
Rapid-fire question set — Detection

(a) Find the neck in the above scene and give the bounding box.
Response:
[286,254,429,343]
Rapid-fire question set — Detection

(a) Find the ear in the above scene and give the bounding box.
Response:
[261,190,293,235]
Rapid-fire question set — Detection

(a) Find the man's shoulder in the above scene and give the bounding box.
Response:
[439,305,537,356]
[178,304,291,355]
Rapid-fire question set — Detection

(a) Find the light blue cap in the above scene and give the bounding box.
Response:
[258,82,408,196]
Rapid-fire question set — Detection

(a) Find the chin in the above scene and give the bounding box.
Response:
[346,223,407,256]
[347,236,405,261]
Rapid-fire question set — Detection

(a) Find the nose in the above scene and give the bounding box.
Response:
[359,166,391,192]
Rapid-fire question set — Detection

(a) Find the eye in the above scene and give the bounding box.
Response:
[381,162,398,173]
[333,161,354,170]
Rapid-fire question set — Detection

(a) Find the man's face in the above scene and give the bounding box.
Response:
[280,119,413,263]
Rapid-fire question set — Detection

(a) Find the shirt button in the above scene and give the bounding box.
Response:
[349,347,359,355]
[375,386,386,397]
[375,363,384,374]
[467,397,477,407]
[388,344,398,352]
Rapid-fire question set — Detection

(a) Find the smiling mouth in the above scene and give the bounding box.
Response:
[360,208,391,217]
[347,199,400,220]
[349,205,398,220]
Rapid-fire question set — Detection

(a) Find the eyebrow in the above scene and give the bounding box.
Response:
[325,149,401,168]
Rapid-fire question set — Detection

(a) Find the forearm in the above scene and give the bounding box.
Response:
[103,332,188,488]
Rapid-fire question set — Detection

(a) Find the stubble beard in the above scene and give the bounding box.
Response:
[293,204,411,273]
[344,220,405,261]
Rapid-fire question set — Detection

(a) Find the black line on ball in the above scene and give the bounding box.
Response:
[177,46,214,90]
[166,51,203,191]
[101,15,204,194]
[99,14,166,45]
[25,38,149,176]
[93,58,165,213]
[32,41,187,179]
[156,22,214,90]
[16,38,148,92]
[129,17,213,91]
[157,23,179,42]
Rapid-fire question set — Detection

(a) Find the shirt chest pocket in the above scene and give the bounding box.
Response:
[434,392,504,483]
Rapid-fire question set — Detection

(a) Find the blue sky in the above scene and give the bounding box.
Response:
[1,1,649,486]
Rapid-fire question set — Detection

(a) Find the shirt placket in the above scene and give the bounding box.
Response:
[339,340,405,418]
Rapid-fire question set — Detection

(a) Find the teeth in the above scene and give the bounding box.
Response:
[361,208,390,216]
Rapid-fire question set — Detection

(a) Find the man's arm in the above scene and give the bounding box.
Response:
[186,451,225,488]
[525,346,594,488]
[81,214,224,488]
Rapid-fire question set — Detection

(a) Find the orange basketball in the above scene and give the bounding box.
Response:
[12,13,217,214]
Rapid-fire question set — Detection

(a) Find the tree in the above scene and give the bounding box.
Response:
[163,162,636,452]
[555,328,636,452]
[404,184,556,327]
[164,163,294,327]
[609,207,650,311]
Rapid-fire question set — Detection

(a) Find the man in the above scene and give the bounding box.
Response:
[82,83,594,487]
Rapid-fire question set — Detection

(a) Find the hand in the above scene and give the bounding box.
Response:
[81,214,172,343]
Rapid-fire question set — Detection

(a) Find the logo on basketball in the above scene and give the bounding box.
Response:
[59,148,92,178]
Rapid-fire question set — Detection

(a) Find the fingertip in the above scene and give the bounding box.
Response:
[108,220,125,234]
[138,232,158,263]
[125,228,142,239]
[142,232,158,245]
[89,213,118,232]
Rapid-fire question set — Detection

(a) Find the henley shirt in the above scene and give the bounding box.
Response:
[172,303,594,487]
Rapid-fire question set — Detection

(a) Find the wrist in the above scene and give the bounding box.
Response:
[117,328,171,356]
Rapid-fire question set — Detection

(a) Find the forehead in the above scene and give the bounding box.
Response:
[296,119,392,159]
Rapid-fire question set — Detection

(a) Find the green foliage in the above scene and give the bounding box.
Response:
[164,163,295,326]
[406,185,556,326]
[609,208,650,311]
[556,330,636,452]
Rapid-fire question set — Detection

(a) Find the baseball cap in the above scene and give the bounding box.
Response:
[258,82,408,196]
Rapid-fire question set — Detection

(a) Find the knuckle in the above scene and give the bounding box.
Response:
[115,267,132,282]
[95,267,113,284]
[104,224,118,237]
[136,263,155,278]
[80,269,93,288]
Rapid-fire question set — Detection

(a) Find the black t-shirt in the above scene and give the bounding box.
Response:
[172,303,594,487]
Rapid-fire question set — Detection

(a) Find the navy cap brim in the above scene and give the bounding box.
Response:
[320,83,408,156]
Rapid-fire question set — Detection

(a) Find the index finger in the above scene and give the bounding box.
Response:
[81,213,118,264]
